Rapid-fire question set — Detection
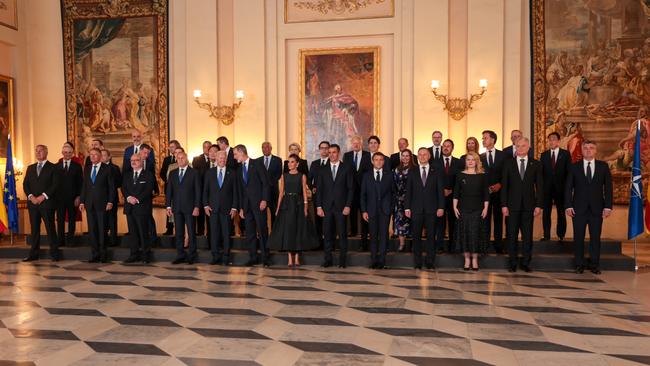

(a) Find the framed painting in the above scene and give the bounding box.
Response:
[286,0,394,24]
[0,74,14,159]
[0,0,17,30]
[299,46,380,164]
[61,0,168,176]
[531,0,650,203]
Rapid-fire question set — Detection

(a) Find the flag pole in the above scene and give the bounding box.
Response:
[634,119,640,272]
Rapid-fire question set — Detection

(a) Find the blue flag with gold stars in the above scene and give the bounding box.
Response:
[3,134,19,232]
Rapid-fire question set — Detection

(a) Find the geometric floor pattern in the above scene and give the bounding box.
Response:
[1,259,650,365]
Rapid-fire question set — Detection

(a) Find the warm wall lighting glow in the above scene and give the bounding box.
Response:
[479,79,488,88]
[235,90,245,100]
[193,89,202,98]
[430,80,440,89]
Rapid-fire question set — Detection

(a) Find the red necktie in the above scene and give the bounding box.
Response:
[444,158,449,174]
[551,150,556,169]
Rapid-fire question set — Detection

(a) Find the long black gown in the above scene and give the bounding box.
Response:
[268,172,319,252]
[453,172,489,254]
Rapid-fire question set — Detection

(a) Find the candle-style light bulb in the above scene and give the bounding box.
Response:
[431,80,440,90]
[193,89,202,98]
[479,79,488,89]
[235,90,245,100]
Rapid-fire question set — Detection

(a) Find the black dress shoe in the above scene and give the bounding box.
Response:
[338,263,347,268]
[22,255,38,262]
[321,261,332,268]
[508,265,517,272]
[414,265,422,270]
[172,258,186,265]
[88,257,100,263]
[540,237,550,241]
[591,267,601,275]
[263,259,273,267]
[210,258,222,265]
[245,259,257,267]
[558,237,564,242]
[463,266,470,271]
[187,256,197,265]
[575,265,584,274]
[123,256,139,264]
[521,265,532,273]
[369,263,377,269]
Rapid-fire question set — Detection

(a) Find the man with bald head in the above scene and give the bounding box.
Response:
[503,129,533,160]
[122,130,155,177]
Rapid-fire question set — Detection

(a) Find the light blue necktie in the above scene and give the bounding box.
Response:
[243,163,248,184]
[218,169,223,188]
[179,168,185,183]
[91,165,97,183]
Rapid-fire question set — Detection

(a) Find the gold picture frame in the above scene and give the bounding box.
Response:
[61,0,168,192]
[285,0,394,24]
[299,46,380,163]
[0,74,15,161]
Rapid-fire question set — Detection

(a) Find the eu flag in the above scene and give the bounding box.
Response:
[3,134,19,232]
[629,120,644,239]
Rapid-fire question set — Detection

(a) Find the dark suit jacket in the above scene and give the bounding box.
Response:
[122,170,155,216]
[315,161,354,212]
[283,158,309,176]
[428,145,444,163]
[80,163,115,211]
[191,154,210,178]
[360,170,394,217]
[565,160,613,215]
[165,166,201,214]
[236,158,270,211]
[160,155,176,183]
[54,160,83,204]
[225,148,239,170]
[308,158,328,190]
[404,165,445,214]
[503,145,534,160]
[390,152,401,170]
[122,145,155,176]
[23,161,59,210]
[259,155,283,187]
[203,166,239,214]
[500,157,544,211]
[106,162,122,204]
[480,149,506,187]
[540,148,570,193]
[441,156,464,190]
[343,150,372,184]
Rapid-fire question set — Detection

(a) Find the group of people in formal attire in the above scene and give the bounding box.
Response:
[21,128,613,274]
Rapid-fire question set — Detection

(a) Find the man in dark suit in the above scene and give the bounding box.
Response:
[192,141,212,237]
[122,154,156,263]
[217,136,239,170]
[343,135,371,250]
[367,136,390,172]
[316,144,354,268]
[390,138,409,170]
[565,140,613,275]
[480,130,506,253]
[309,141,330,248]
[361,153,394,269]
[101,149,122,247]
[500,138,543,272]
[439,139,463,253]
[234,144,272,266]
[79,148,115,263]
[405,147,445,270]
[503,129,534,160]
[55,143,82,247]
[259,142,283,226]
[160,140,180,235]
[540,132,569,241]
[204,150,239,265]
[84,139,103,170]
[122,130,155,177]
[283,142,309,175]
[428,130,444,163]
[23,145,60,261]
[166,151,202,264]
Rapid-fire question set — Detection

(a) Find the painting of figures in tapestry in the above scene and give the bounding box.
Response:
[62,0,168,171]
[300,47,379,163]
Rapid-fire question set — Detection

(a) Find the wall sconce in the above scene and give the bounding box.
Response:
[193,89,244,125]
[430,79,488,120]
[12,158,23,182]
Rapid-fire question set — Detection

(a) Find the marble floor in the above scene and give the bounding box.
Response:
[0,260,650,365]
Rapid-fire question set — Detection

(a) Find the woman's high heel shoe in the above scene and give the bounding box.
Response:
[463,266,470,271]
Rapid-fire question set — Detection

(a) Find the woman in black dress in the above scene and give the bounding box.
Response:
[453,152,489,271]
[268,154,319,267]
[393,149,415,251]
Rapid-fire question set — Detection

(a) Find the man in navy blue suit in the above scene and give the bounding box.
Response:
[361,152,394,269]
[258,142,283,227]
[122,130,155,177]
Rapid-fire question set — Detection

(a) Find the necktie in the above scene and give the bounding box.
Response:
[332,164,337,180]
[133,171,139,184]
[353,152,358,171]
[488,151,494,167]
[134,146,139,155]
[519,159,526,180]
[376,170,381,183]
[218,169,223,188]
[421,166,427,186]
[243,162,248,184]
[91,165,97,183]
[179,168,185,182]
[445,158,449,174]
[265,156,269,170]
[321,159,326,166]
[205,155,209,163]
[64,161,68,172]
[586,162,592,183]
[551,150,556,169]
[435,147,440,160]
[37,162,42,177]
[513,147,516,158]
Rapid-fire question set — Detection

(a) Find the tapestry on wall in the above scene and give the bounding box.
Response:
[531,0,650,203]
[285,0,394,24]
[61,0,168,174]
[0,75,14,159]
[299,46,380,164]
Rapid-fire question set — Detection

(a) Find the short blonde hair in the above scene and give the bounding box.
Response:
[463,151,484,173]
[288,142,301,152]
